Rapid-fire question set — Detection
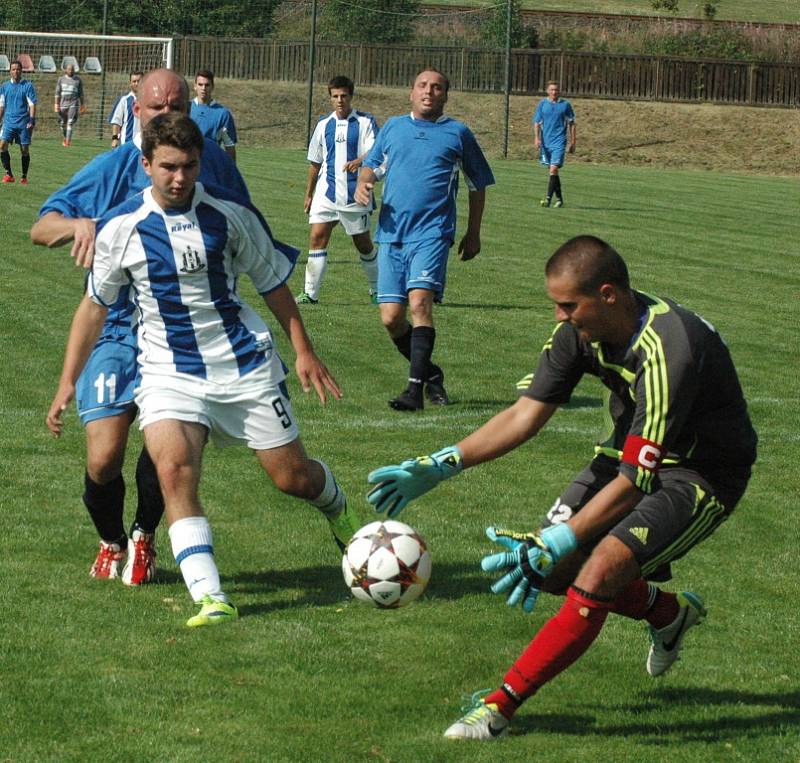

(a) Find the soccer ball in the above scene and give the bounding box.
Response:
[342,520,431,608]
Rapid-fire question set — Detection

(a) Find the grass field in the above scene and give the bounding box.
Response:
[0,138,798,762]
[428,0,800,24]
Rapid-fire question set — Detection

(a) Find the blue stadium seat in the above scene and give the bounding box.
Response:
[61,55,79,72]
[38,55,57,73]
[83,56,102,74]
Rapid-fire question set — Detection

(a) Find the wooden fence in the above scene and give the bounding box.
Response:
[172,38,800,108]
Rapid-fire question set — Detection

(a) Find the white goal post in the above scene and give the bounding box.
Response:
[0,30,173,138]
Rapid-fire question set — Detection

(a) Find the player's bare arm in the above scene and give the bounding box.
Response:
[304,162,321,213]
[458,396,558,469]
[457,188,486,261]
[534,121,542,148]
[342,151,369,174]
[46,296,108,436]
[567,473,643,544]
[31,212,97,268]
[568,122,576,153]
[354,166,377,206]
[263,285,342,404]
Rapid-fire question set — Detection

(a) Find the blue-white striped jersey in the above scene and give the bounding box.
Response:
[308,108,378,209]
[107,91,138,143]
[89,182,298,385]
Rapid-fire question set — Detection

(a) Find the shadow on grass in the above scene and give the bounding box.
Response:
[513,687,800,742]
[224,559,492,614]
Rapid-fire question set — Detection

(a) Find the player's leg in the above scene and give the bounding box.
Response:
[607,473,746,675]
[76,334,141,579]
[120,446,164,586]
[342,209,378,302]
[64,107,76,145]
[445,536,638,739]
[0,135,13,181]
[19,142,30,183]
[393,287,436,411]
[83,412,135,579]
[144,418,236,625]
[297,216,335,304]
[255,438,359,553]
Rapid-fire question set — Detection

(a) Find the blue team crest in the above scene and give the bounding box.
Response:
[415,131,427,140]
[179,245,206,273]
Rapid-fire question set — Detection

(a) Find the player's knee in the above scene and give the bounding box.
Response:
[353,236,374,255]
[153,460,194,495]
[86,459,123,485]
[272,466,316,499]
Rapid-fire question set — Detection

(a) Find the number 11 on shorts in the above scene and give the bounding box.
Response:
[94,372,117,404]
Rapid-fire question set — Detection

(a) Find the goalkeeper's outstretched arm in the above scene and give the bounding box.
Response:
[367,397,558,517]
[456,396,558,469]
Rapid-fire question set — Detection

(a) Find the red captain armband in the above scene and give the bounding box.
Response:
[621,435,664,472]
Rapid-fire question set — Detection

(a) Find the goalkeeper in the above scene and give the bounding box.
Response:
[367,235,757,741]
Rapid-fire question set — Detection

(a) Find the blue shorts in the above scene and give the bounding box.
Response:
[75,330,139,425]
[377,239,451,303]
[539,145,565,168]
[1,124,33,146]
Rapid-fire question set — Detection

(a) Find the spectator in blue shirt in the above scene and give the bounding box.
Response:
[533,81,576,208]
[356,69,495,412]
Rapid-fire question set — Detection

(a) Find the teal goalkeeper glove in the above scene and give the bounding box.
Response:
[367,445,463,518]
[481,524,578,613]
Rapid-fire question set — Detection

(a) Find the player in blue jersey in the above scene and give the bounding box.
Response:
[355,69,495,412]
[190,69,237,162]
[0,60,37,184]
[32,69,255,586]
[108,71,142,148]
[296,75,379,305]
[54,63,86,147]
[366,236,756,740]
[47,113,353,627]
[533,81,576,208]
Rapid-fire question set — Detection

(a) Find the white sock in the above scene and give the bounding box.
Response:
[359,249,378,294]
[309,459,346,517]
[168,516,226,603]
[65,126,73,141]
[304,249,328,300]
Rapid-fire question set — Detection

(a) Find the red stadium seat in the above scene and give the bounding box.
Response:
[17,53,34,72]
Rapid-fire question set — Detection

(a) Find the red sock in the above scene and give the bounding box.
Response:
[610,578,679,629]
[485,587,611,719]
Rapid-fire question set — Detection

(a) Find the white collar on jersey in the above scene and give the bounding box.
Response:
[409,112,449,124]
[193,97,218,106]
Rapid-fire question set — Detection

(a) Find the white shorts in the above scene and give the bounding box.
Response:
[309,200,372,236]
[136,365,299,451]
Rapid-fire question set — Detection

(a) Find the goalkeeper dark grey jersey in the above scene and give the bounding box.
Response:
[55,74,83,107]
[522,290,757,493]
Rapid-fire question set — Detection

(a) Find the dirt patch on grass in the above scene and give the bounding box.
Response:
[219,77,799,176]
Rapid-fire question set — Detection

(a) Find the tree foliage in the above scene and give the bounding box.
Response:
[0,0,281,36]
[320,0,420,44]
[481,0,529,49]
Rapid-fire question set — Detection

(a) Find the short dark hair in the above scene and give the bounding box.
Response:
[130,70,143,79]
[195,69,215,84]
[141,112,204,161]
[10,60,21,70]
[415,68,450,94]
[545,235,630,294]
[328,75,354,95]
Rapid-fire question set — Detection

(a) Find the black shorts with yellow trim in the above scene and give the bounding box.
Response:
[542,455,749,582]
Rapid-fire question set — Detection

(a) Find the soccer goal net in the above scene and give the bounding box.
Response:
[0,30,173,138]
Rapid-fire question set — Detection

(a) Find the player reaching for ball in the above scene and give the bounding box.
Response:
[46,113,361,627]
[366,235,757,739]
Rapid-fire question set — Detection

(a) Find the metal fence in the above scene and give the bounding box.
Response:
[172,38,800,108]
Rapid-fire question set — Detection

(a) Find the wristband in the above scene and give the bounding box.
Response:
[539,523,578,560]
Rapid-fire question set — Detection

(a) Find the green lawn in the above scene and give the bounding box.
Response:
[428,0,800,24]
[0,139,797,762]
